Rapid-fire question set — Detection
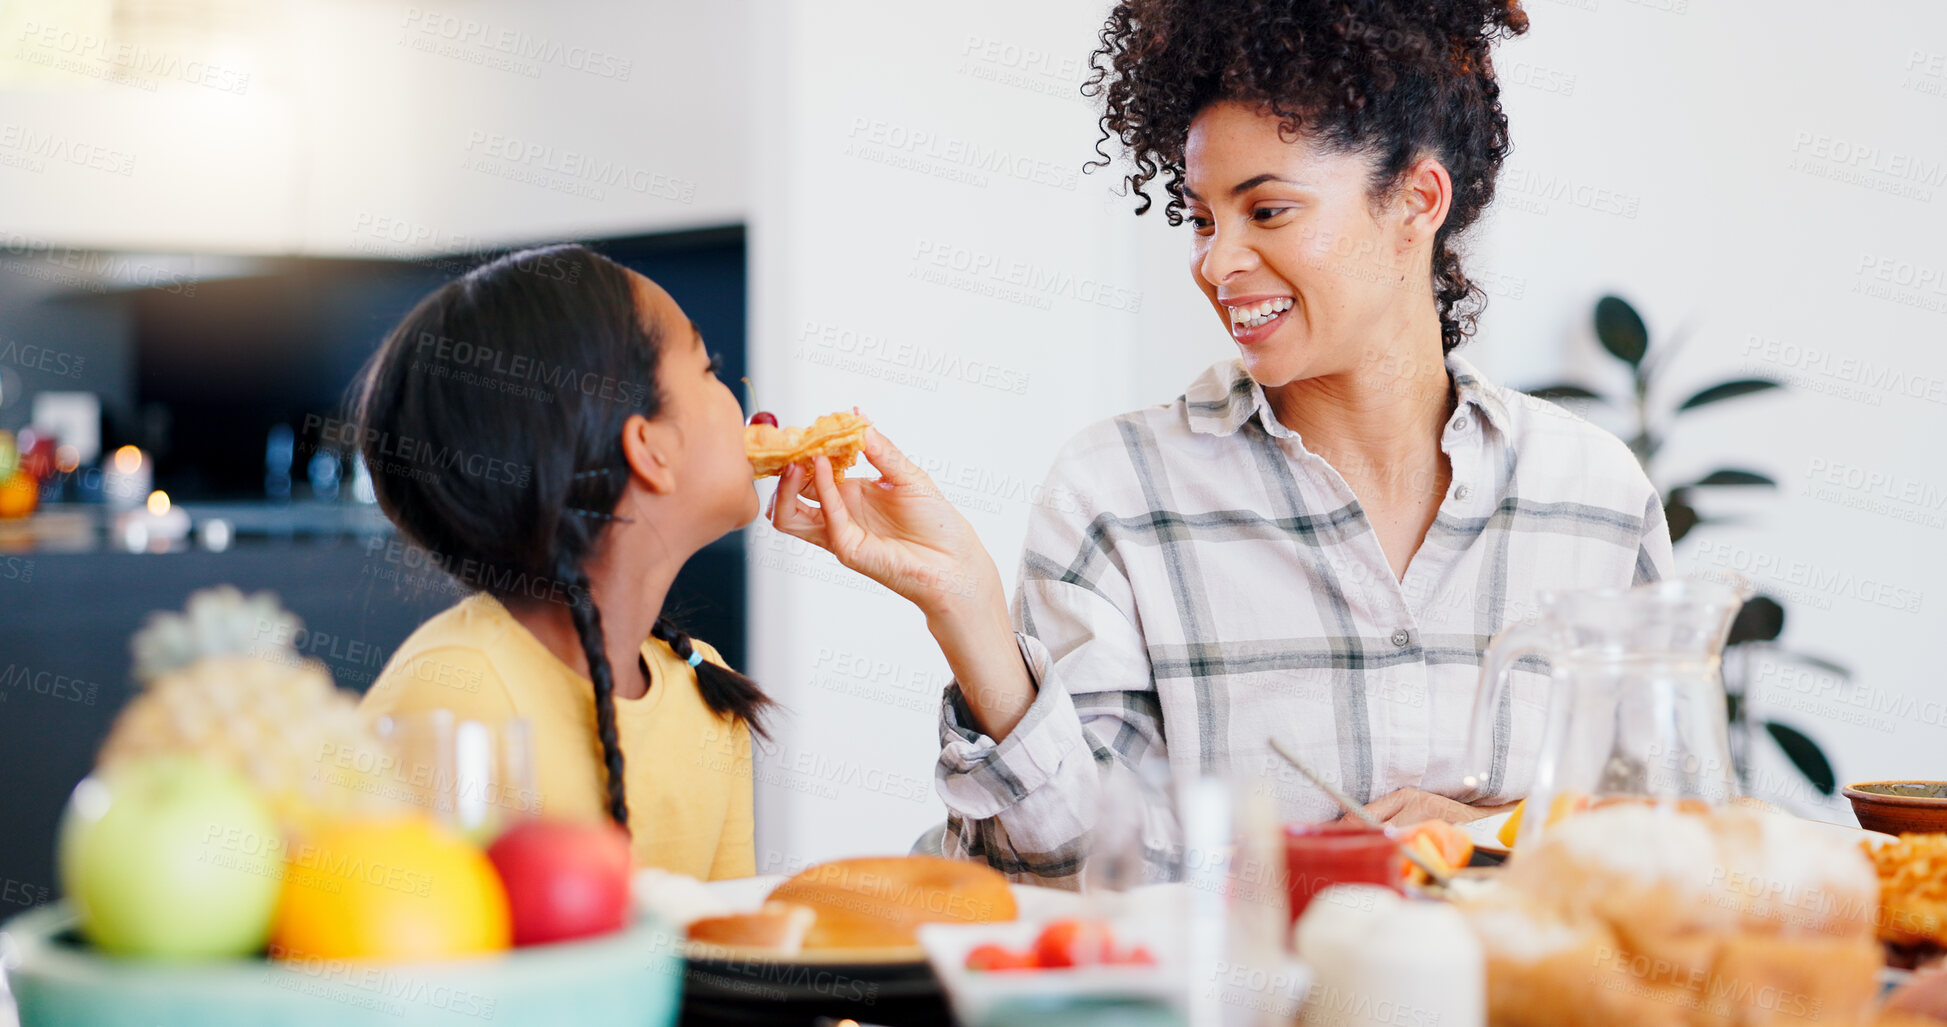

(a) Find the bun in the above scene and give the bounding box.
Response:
[768,856,1017,949]
[686,901,816,952]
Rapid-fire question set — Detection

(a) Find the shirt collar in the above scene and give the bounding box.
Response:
[1183,352,1513,440]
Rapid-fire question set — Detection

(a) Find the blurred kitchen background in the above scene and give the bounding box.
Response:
[0,0,1943,909]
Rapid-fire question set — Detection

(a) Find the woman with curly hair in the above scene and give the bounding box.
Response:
[772,0,1673,885]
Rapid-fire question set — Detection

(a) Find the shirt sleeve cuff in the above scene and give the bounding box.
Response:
[935,631,1084,818]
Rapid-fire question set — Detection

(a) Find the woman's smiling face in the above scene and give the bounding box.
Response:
[1183,100,1426,388]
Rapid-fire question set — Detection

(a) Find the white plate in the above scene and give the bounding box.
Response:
[919,885,1309,1027]
[1462,809,1515,857]
[920,918,1189,1025]
[642,872,1096,966]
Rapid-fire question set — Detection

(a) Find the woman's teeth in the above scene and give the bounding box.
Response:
[1229,298,1293,329]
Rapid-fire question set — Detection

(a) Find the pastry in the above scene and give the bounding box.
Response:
[1459,805,1883,1026]
[745,411,870,483]
[767,855,1017,949]
[1867,833,1947,952]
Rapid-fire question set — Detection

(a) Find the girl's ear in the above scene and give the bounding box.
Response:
[620,413,679,495]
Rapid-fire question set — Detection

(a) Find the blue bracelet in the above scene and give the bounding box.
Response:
[686,650,704,668]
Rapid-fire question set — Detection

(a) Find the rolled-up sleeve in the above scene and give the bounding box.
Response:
[932,445,1179,888]
[1634,489,1677,585]
[937,631,1084,817]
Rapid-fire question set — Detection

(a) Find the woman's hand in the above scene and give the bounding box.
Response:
[767,427,1038,739]
[1358,788,1514,826]
[767,427,1000,615]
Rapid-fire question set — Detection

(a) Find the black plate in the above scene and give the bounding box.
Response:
[679,953,947,1027]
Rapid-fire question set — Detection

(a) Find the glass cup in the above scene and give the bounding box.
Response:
[376,710,537,843]
[1282,822,1402,927]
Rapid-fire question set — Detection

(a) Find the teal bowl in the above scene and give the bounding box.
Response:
[2,904,683,1027]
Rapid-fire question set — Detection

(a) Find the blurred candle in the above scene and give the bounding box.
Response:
[116,489,190,551]
[101,445,152,509]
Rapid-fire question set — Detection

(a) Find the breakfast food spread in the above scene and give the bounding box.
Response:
[1460,805,1883,1027]
[745,411,870,482]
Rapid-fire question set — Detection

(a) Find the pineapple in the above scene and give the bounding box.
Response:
[100,587,401,833]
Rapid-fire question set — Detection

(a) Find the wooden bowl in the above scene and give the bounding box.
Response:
[1842,780,1947,835]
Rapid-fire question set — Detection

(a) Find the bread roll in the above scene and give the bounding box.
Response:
[686,901,816,952]
[768,855,1017,949]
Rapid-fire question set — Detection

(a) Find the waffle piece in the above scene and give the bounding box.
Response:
[745,411,870,483]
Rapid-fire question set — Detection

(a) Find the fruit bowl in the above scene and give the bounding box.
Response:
[1,903,684,1027]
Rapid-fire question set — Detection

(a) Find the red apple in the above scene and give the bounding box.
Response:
[486,819,633,946]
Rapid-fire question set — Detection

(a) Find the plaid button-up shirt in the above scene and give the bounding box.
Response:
[934,354,1674,886]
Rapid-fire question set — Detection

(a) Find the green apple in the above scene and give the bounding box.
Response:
[57,756,285,958]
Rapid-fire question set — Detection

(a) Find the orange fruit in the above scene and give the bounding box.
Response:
[1497,800,1526,848]
[1402,819,1474,885]
[0,472,36,520]
[1498,792,1596,850]
[271,816,510,962]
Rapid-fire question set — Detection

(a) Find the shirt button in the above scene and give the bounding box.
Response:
[1454,484,1472,501]
[1450,414,1472,433]
[1390,628,1410,648]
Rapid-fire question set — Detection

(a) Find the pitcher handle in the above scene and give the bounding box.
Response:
[1461,619,1555,796]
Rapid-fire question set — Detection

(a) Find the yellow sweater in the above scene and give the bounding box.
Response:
[360,594,754,879]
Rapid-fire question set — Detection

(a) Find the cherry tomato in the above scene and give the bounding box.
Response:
[965,943,1036,971]
[1031,919,1115,968]
[1117,944,1157,966]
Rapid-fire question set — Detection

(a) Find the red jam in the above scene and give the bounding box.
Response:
[1282,821,1403,925]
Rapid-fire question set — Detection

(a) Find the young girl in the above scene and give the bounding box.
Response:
[354,243,769,878]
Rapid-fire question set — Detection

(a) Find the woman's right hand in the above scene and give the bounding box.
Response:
[767,427,1002,617]
[768,426,1038,738]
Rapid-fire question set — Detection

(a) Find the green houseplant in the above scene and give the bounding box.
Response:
[1526,296,1841,807]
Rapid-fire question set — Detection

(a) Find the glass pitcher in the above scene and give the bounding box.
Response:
[1462,576,1752,848]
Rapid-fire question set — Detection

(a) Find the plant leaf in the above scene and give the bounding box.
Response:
[1677,379,1782,411]
[1641,315,1697,382]
[1691,469,1776,488]
[1594,296,1649,367]
[1764,721,1836,796]
[1728,596,1786,645]
[1527,383,1606,403]
[1792,653,1851,680]
[1665,490,1698,544]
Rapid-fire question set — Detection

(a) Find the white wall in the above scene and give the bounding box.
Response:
[0,0,746,255]
[1451,1,1947,820]
[746,0,1157,869]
